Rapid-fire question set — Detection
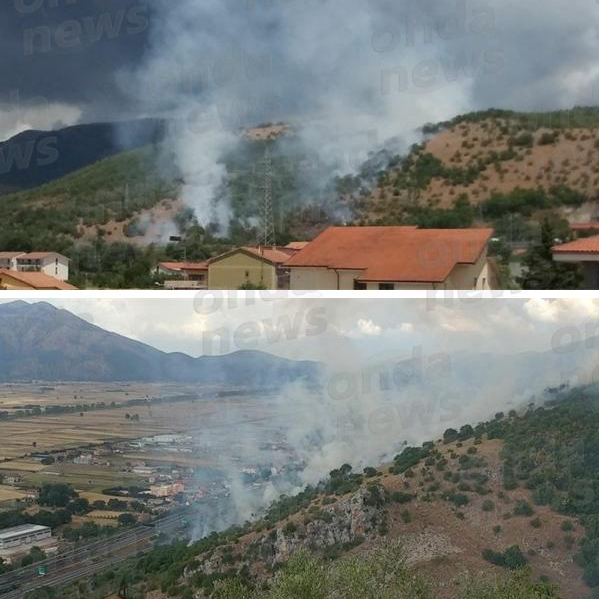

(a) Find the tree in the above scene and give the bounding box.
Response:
[518,219,582,289]
[37,483,77,508]
[118,513,137,526]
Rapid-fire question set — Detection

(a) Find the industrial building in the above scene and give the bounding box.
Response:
[0,524,57,564]
[0,524,51,550]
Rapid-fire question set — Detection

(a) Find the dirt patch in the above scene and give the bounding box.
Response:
[77,198,183,246]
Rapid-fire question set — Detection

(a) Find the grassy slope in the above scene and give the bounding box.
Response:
[0,144,179,252]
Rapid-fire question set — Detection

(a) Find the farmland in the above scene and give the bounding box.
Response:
[0,382,278,496]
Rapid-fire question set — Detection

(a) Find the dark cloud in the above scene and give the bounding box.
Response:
[0,0,151,122]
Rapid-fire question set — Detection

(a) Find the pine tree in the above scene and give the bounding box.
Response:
[518,219,582,289]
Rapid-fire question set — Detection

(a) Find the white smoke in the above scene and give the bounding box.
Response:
[122,0,496,231]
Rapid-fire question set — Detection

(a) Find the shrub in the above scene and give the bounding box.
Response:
[514,500,534,517]
[391,492,414,504]
[530,517,542,529]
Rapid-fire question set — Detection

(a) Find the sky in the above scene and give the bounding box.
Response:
[2,297,599,364]
[2,0,599,142]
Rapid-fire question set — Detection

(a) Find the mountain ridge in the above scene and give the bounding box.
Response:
[0,301,321,385]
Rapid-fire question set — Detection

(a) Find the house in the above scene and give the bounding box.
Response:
[552,235,599,288]
[0,270,78,290]
[150,482,184,498]
[0,251,70,281]
[285,226,494,290]
[157,261,209,289]
[16,252,70,281]
[208,246,297,290]
[0,252,23,271]
[570,222,599,236]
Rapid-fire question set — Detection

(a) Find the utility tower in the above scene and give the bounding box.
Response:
[257,146,276,247]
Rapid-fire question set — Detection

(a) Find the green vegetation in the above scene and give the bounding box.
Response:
[208,543,556,599]
[0,146,177,251]
[482,545,528,570]
[38,483,77,508]
[518,219,582,290]
[481,186,584,220]
[423,106,599,134]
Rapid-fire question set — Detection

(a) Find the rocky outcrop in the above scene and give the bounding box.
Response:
[186,483,388,584]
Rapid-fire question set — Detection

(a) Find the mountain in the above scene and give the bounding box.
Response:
[0,119,166,194]
[0,301,320,385]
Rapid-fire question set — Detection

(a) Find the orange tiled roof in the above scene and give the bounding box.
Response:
[570,223,599,231]
[552,235,599,254]
[210,247,293,266]
[285,226,493,283]
[285,241,310,251]
[0,269,77,290]
[159,261,208,272]
[241,246,295,263]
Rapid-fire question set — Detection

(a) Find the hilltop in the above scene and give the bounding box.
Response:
[350,107,599,236]
[43,385,599,599]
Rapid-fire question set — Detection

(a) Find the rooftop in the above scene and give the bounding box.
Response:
[0,269,78,290]
[0,524,50,541]
[553,235,599,255]
[159,261,209,272]
[285,226,493,282]
[285,241,310,251]
[210,246,295,266]
[570,222,599,231]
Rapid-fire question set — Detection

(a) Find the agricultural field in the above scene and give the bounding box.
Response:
[0,383,278,494]
[0,382,227,410]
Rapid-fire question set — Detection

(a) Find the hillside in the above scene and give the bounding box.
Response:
[0,120,166,194]
[352,107,599,237]
[0,143,181,252]
[0,301,320,385]
[43,385,599,599]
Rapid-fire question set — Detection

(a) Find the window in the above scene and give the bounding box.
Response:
[378,283,395,291]
[353,281,367,290]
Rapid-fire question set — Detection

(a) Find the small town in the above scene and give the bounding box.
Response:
[2,221,599,291]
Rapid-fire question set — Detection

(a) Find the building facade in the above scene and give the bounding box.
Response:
[0,524,51,550]
[208,247,295,290]
[0,252,69,281]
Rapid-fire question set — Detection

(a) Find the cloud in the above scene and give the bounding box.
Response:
[524,298,599,324]
[357,318,383,336]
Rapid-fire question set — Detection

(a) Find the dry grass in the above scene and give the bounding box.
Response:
[0,485,28,501]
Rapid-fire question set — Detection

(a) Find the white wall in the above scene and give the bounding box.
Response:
[40,255,69,281]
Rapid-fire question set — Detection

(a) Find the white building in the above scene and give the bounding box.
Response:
[0,251,70,281]
[16,252,70,281]
[0,524,51,550]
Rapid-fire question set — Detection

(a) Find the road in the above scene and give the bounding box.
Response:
[0,511,190,599]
